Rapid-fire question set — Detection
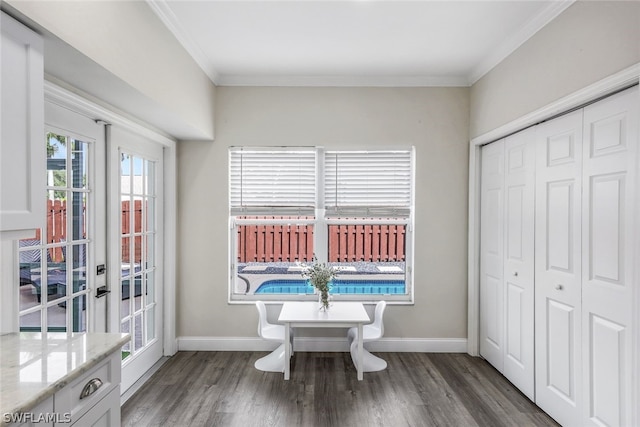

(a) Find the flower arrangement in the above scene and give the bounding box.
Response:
[300,257,338,311]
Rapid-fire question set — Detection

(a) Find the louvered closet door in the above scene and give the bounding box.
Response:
[535,110,583,427]
[480,140,505,370]
[580,87,638,427]
[502,128,535,400]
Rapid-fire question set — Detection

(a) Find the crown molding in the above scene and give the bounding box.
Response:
[146,0,220,84]
[467,0,575,85]
[217,73,469,88]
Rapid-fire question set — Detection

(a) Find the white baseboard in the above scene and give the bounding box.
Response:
[177,336,468,353]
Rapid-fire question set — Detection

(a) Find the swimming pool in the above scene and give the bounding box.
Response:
[255,279,405,295]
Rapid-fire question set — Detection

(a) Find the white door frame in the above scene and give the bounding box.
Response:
[43,81,178,356]
[467,64,640,420]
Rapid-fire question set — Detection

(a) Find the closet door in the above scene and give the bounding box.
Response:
[535,110,583,427]
[581,87,638,427]
[502,129,535,400]
[480,140,505,370]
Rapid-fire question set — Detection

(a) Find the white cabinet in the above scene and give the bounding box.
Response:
[54,351,121,426]
[0,11,44,239]
[70,387,120,427]
[8,396,54,427]
[7,351,121,427]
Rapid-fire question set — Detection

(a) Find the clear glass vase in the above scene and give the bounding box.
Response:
[318,290,331,311]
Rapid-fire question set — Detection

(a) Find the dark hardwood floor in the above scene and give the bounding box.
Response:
[122,351,559,427]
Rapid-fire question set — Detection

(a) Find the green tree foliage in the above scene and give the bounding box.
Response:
[46,132,67,199]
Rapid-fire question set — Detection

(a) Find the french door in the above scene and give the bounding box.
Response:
[17,101,106,333]
[108,126,164,393]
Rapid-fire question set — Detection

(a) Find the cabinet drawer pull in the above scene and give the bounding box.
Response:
[80,378,103,399]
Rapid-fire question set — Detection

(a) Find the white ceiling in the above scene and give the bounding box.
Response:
[148,0,574,87]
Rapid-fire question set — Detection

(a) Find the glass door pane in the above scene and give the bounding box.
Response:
[120,153,157,361]
[19,133,92,332]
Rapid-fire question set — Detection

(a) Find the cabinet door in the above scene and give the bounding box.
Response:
[7,396,53,426]
[479,139,505,371]
[534,110,583,427]
[580,86,638,427]
[0,12,44,237]
[502,128,535,400]
[71,386,120,427]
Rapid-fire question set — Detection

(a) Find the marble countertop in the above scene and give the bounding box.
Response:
[0,332,129,423]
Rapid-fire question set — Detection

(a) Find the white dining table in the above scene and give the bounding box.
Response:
[278,301,370,381]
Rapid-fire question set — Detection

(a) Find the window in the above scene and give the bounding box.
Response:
[229,147,414,302]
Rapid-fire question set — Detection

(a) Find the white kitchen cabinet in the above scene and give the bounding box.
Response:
[68,387,120,427]
[54,351,121,426]
[0,11,45,239]
[7,396,54,427]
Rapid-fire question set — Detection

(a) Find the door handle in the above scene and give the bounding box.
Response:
[555,284,563,290]
[79,378,103,399]
[95,286,111,298]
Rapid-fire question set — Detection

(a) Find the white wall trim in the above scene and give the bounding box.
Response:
[467,64,640,366]
[217,74,468,88]
[44,79,177,147]
[634,84,640,427]
[177,336,467,353]
[145,0,220,85]
[471,63,640,147]
[163,142,178,356]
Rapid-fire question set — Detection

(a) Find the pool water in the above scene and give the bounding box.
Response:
[255,279,405,295]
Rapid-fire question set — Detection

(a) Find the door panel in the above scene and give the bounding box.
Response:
[546,181,575,272]
[17,101,106,333]
[480,140,505,371]
[588,314,624,427]
[535,110,583,427]
[503,129,535,400]
[108,126,164,395]
[581,87,637,426]
[546,298,576,400]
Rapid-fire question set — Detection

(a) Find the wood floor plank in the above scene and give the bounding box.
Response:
[122,352,559,427]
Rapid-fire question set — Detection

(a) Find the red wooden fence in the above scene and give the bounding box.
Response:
[35,200,142,263]
[36,204,405,264]
[121,200,143,263]
[237,221,406,263]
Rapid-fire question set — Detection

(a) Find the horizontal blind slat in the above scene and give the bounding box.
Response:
[324,150,413,217]
[230,148,316,215]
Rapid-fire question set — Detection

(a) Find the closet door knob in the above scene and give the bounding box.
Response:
[513,272,518,277]
[555,284,563,290]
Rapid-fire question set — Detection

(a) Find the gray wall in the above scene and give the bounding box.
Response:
[470,0,640,139]
[6,0,216,140]
[177,87,470,340]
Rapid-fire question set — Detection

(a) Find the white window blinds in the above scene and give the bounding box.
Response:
[229,148,316,215]
[324,150,413,218]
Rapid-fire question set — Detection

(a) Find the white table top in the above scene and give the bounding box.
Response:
[278,301,370,324]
